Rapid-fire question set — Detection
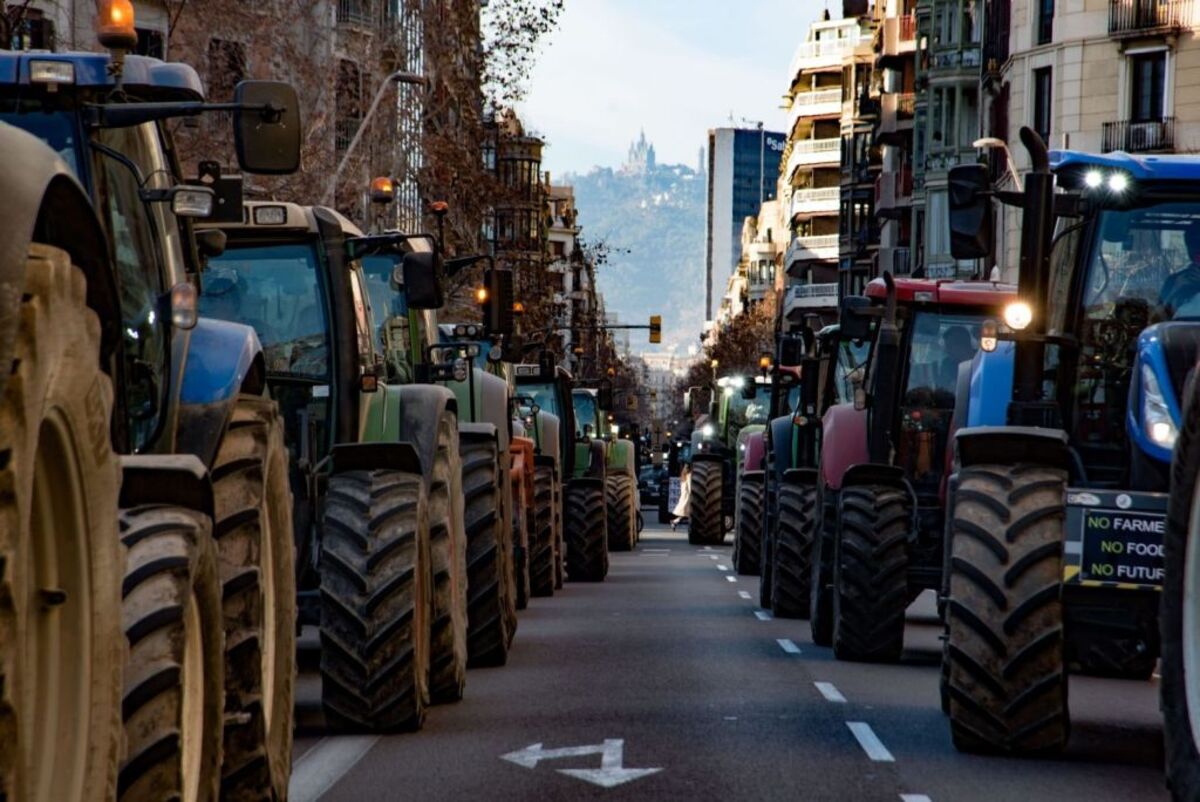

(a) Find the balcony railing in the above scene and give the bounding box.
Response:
[790,187,840,215]
[793,88,842,110]
[783,282,840,314]
[1109,0,1191,34]
[785,235,840,268]
[930,46,982,71]
[789,33,872,77]
[1102,117,1175,152]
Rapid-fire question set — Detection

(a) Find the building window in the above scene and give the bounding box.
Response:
[1131,51,1166,121]
[1033,67,1052,143]
[8,8,54,50]
[335,59,363,153]
[136,28,165,59]
[1037,0,1054,44]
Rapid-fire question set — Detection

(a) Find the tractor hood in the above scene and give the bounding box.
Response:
[1127,321,1200,464]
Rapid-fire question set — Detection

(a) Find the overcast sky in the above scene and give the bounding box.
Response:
[517,1,829,176]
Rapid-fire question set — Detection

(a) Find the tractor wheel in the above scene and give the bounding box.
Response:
[530,464,556,597]
[944,464,1069,754]
[212,395,296,801]
[606,474,637,552]
[553,478,565,590]
[461,432,514,668]
[1165,400,1200,800]
[428,412,469,704]
[833,485,910,662]
[319,470,432,731]
[566,483,607,581]
[809,486,837,647]
[772,482,815,619]
[733,474,764,575]
[688,460,724,546]
[0,244,123,802]
[118,505,225,802]
[514,499,531,611]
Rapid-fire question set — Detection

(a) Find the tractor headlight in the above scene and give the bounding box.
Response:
[1142,363,1178,448]
[1003,301,1033,331]
[701,423,715,438]
[1084,170,1103,189]
[1108,172,1129,193]
[452,358,469,383]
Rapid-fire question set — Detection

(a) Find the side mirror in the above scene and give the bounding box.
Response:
[948,164,994,260]
[839,295,872,341]
[403,251,444,310]
[234,81,302,175]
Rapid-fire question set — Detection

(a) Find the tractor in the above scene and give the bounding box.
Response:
[0,20,304,802]
[0,24,303,802]
[732,369,793,578]
[580,383,640,555]
[198,202,470,731]
[938,126,1199,753]
[810,274,1014,662]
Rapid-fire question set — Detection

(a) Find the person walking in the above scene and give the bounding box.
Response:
[671,462,692,532]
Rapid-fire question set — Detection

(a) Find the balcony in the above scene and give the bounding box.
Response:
[1102,117,1176,153]
[874,168,913,216]
[878,246,912,276]
[1109,0,1191,35]
[879,92,917,135]
[785,137,841,177]
[930,46,982,73]
[789,88,843,130]
[879,14,917,62]
[789,33,872,77]
[785,235,840,268]
[790,187,840,216]
[783,283,840,317]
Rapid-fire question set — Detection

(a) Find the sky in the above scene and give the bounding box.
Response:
[517,0,829,177]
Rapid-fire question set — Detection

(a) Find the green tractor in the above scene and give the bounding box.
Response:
[0,37,303,802]
[575,383,639,559]
[199,202,470,730]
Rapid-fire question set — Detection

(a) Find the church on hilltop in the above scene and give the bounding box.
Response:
[623,129,656,175]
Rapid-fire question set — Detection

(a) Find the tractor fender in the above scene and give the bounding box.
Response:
[173,317,267,468]
[0,124,117,402]
[329,441,423,476]
[743,431,766,474]
[841,463,911,492]
[819,402,868,491]
[954,426,1073,473]
[119,454,214,521]
[782,467,818,487]
[444,367,510,453]
[582,439,607,479]
[511,436,535,510]
[607,438,635,477]
[535,411,562,467]
[360,381,458,481]
[768,414,796,480]
[692,449,725,465]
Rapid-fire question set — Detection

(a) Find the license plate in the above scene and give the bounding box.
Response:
[1064,490,1166,590]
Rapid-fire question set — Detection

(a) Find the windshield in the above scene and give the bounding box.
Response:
[573,391,599,437]
[726,384,773,431]
[0,106,82,176]
[903,311,984,408]
[360,253,407,345]
[200,242,330,378]
[517,382,562,419]
[1083,203,1200,321]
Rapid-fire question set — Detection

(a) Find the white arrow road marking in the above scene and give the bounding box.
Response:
[288,736,379,802]
[754,610,772,621]
[814,682,846,703]
[502,739,662,788]
[847,722,895,762]
[776,638,802,654]
[738,591,752,600]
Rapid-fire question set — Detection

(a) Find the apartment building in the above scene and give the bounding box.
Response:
[873,0,918,282]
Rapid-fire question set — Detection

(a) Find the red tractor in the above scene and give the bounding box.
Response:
[809,274,1014,660]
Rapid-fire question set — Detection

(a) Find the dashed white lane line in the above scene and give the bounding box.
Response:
[777,638,802,654]
[707,554,720,560]
[702,546,713,551]
[738,591,752,600]
[814,682,847,703]
[847,722,895,762]
[716,564,730,571]
[725,576,738,583]
[754,610,772,621]
[289,736,380,802]
[900,795,933,802]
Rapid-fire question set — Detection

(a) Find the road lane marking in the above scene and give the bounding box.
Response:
[900,796,932,802]
[702,546,713,551]
[288,736,380,802]
[725,576,738,583]
[847,722,895,762]
[814,682,847,703]
[738,590,752,599]
[503,739,663,788]
[754,610,772,621]
[716,564,730,571]
[707,554,720,560]
[777,638,801,654]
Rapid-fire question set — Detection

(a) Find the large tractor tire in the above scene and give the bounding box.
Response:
[566,482,607,582]
[320,470,432,731]
[118,505,225,802]
[809,486,837,647]
[688,460,724,546]
[944,464,1069,754]
[429,412,469,704]
[461,432,515,668]
[0,244,124,802]
[514,499,531,611]
[833,485,910,662]
[213,395,296,801]
[1163,400,1200,800]
[553,477,565,590]
[530,464,556,597]
[733,474,764,575]
[772,482,815,619]
[606,474,637,552]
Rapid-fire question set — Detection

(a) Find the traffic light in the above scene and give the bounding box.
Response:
[649,315,662,344]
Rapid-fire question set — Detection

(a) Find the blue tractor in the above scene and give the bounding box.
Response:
[941,127,1195,754]
[0,17,301,802]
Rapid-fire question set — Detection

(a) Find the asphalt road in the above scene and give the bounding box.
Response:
[287,516,1169,801]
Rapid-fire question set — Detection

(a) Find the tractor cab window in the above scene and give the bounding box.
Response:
[360,254,408,349]
[726,384,772,434]
[832,337,870,405]
[519,383,562,419]
[200,242,329,379]
[347,266,376,365]
[573,392,599,438]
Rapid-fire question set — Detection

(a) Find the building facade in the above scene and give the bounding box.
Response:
[704,126,787,320]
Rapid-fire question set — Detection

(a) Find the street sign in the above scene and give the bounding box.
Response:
[501,739,662,788]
